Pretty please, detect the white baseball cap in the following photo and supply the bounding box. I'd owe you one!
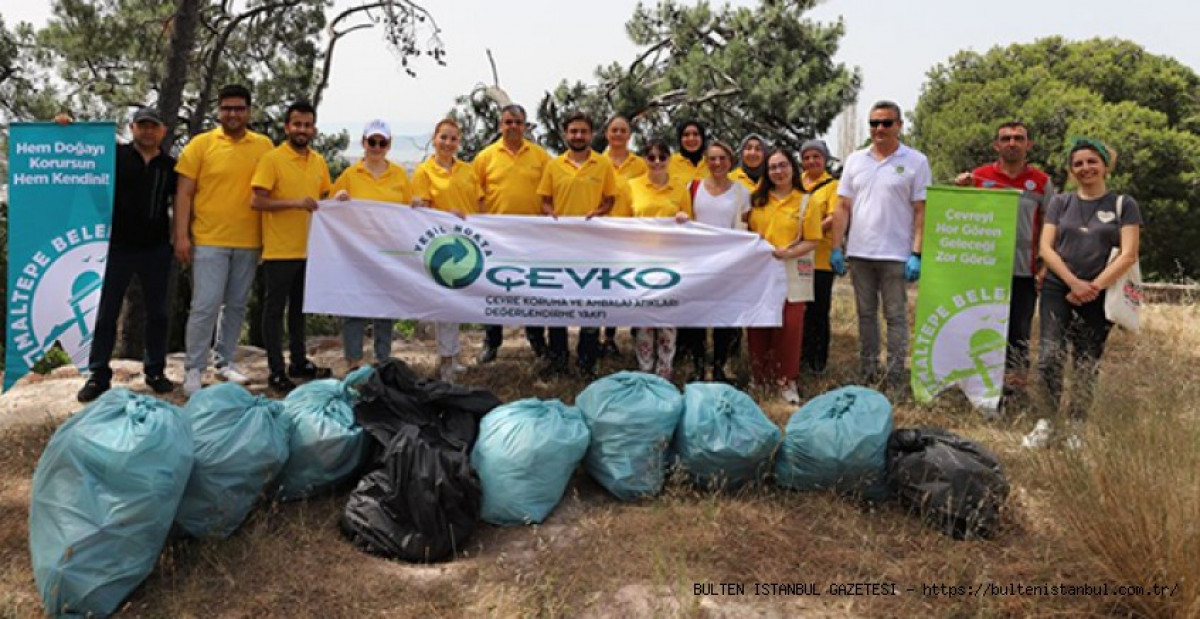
[363,119,391,139]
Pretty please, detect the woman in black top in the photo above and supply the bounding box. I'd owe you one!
[1025,138,1142,448]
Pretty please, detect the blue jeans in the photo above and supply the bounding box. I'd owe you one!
[343,317,393,362]
[185,245,260,371]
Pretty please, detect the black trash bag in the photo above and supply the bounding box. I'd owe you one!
[354,359,499,457]
[887,428,1010,539]
[340,359,501,562]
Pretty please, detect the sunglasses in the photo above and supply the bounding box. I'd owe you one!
[645,154,668,163]
[868,119,897,128]
[366,137,390,148]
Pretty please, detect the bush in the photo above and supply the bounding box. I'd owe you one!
[31,346,71,375]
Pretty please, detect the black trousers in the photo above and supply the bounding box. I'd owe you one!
[484,324,548,351]
[548,327,599,370]
[1006,276,1038,372]
[86,243,172,381]
[1038,280,1112,420]
[262,259,308,375]
[677,328,739,369]
[801,269,835,373]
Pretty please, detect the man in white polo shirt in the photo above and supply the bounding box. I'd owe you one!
[830,100,931,389]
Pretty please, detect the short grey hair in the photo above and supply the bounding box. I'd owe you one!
[870,100,902,120]
[499,104,527,120]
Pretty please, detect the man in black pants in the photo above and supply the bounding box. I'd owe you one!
[251,101,333,392]
[77,108,177,402]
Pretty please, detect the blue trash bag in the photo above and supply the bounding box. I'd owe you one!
[774,386,893,500]
[471,399,590,525]
[276,366,374,500]
[176,383,290,538]
[576,372,683,501]
[674,383,782,490]
[30,389,194,618]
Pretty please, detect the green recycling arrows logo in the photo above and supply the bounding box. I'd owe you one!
[423,234,485,289]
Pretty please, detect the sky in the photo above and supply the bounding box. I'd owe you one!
[3,0,1197,161]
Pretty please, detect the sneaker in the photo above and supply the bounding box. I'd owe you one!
[1021,419,1052,449]
[781,382,801,405]
[184,369,203,395]
[145,374,174,394]
[288,360,331,380]
[268,372,297,394]
[453,361,468,374]
[476,345,498,364]
[216,364,250,385]
[76,378,110,403]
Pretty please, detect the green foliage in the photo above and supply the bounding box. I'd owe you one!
[31,345,71,375]
[911,37,1200,280]
[452,0,860,155]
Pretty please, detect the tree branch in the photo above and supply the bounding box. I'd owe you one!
[188,0,301,135]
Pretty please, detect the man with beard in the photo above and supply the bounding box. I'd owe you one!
[175,84,274,394]
[73,108,177,401]
[955,121,1055,398]
[472,104,551,363]
[536,111,618,377]
[250,101,332,393]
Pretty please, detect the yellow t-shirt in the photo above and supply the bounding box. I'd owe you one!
[412,157,482,213]
[537,151,618,217]
[628,175,693,219]
[604,150,649,181]
[668,152,710,183]
[330,159,412,204]
[174,127,274,248]
[473,139,550,215]
[250,144,332,260]
[748,189,824,250]
[604,150,649,218]
[730,167,760,192]
[803,171,840,271]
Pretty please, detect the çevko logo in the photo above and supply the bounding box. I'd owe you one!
[8,224,110,368]
[424,234,485,289]
[911,286,1010,403]
[414,224,491,289]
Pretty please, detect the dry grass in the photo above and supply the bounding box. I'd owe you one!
[3,292,1197,617]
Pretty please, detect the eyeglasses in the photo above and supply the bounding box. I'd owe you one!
[219,105,248,113]
[868,119,897,128]
[645,154,668,163]
[366,137,390,148]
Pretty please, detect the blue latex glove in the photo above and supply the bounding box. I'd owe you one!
[830,248,847,276]
[905,254,921,282]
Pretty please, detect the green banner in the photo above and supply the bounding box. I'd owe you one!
[911,186,1019,411]
[5,122,115,392]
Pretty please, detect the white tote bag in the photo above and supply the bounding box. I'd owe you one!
[784,193,816,303]
[1104,195,1142,332]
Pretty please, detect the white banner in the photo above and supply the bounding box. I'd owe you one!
[304,200,786,327]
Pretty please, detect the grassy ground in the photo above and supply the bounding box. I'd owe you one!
[2,292,1197,617]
